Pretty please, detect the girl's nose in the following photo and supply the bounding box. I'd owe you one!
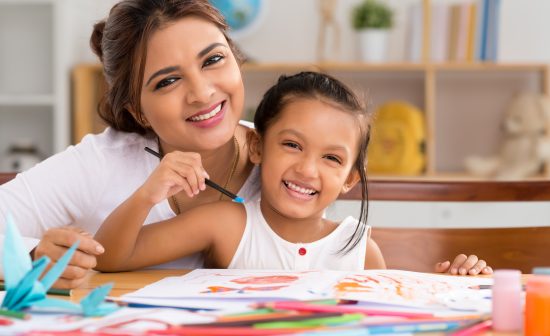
[185,73,215,104]
[295,156,319,179]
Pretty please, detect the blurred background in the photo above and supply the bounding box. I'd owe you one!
[1,0,550,227]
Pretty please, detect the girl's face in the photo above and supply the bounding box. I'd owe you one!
[253,98,361,220]
[140,16,244,152]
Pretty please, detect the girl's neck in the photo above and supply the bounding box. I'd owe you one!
[260,200,337,244]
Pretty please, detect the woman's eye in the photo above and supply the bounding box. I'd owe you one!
[155,77,178,90]
[203,54,224,67]
[325,155,342,164]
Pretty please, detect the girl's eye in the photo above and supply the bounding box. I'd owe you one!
[154,77,179,90]
[283,141,300,150]
[324,155,342,164]
[203,54,224,67]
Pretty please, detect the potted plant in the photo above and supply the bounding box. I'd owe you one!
[352,0,393,62]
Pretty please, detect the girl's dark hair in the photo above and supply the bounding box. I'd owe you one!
[90,0,244,134]
[254,71,371,254]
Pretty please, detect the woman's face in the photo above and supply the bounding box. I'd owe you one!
[141,16,244,152]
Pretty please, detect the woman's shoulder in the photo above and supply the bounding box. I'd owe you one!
[79,127,155,152]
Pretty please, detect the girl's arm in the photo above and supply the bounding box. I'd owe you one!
[364,237,386,269]
[94,150,242,272]
[95,194,244,271]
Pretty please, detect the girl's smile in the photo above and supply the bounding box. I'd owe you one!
[253,98,361,223]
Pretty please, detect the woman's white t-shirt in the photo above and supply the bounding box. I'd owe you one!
[0,127,260,275]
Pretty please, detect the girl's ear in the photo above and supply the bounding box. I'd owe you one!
[341,169,361,194]
[247,129,263,164]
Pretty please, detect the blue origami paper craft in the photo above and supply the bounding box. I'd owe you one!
[1,214,119,316]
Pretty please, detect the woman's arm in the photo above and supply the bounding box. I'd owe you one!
[364,237,386,269]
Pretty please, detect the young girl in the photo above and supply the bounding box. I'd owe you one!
[95,72,491,274]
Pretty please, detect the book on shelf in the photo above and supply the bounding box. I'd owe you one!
[407,0,501,63]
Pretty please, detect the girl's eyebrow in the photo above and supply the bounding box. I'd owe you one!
[279,129,349,153]
[144,43,226,87]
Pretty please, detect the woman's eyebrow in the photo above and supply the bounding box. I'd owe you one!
[197,42,226,59]
[145,65,180,86]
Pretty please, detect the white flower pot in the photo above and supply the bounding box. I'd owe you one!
[358,29,389,63]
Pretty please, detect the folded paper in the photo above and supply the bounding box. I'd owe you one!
[1,214,118,316]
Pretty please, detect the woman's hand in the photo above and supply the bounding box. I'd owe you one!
[434,254,493,276]
[33,226,105,289]
[140,151,209,206]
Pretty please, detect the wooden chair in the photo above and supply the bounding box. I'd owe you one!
[339,180,550,273]
[0,172,16,185]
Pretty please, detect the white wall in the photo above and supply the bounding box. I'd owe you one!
[69,0,550,65]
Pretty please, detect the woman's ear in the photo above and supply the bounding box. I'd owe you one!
[341,169,360,194]
[126,104,150,128]
[247,129,263,164]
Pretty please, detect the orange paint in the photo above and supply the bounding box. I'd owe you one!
[525,275,550,336]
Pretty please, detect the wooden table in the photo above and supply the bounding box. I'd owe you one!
[66,270,524,335]
[70,269,190,302]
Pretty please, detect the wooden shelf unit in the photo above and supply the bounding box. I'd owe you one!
[72,62,550,180]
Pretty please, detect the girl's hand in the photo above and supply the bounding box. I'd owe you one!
[140,151,209,205]
[434,254,493,276]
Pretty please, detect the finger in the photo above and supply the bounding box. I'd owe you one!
[434,261,450,273]
[176,164,202,196]
[449,254,467,275]
[52,276,86,290]
[46,245,98,270]
[167,152,203,196]
[74,235,104,255]
[63,226,93,237]
[481,266,493,274]
[60,264,88,280]
[468,259,487,275]
[45,228,104,255]
[458,255,479,275]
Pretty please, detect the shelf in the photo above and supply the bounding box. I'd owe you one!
[0,0,53,4]
[369,172,550,182]
[0,95,54,106]
[242,62,549,72]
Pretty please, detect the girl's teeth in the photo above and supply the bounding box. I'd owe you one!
[286,181,316,195]
[190,103,222,121]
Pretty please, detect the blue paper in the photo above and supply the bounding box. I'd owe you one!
[1,215,118,316]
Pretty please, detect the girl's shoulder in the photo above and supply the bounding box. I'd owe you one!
[182,201,247,230]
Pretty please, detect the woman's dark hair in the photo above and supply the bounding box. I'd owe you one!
[254,71,371,254]
[90,0,244,134]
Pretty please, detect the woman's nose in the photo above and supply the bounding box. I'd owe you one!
[185,73,215,104]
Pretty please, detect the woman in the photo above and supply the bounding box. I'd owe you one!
[0,0,259,288]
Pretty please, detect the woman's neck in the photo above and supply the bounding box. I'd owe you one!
[158,125,253,212]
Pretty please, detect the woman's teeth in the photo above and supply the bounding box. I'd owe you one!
[285,181,316,195]
[189,103,222,121]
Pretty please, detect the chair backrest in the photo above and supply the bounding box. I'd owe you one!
[0,172,16,185]
[338,180,550,273]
